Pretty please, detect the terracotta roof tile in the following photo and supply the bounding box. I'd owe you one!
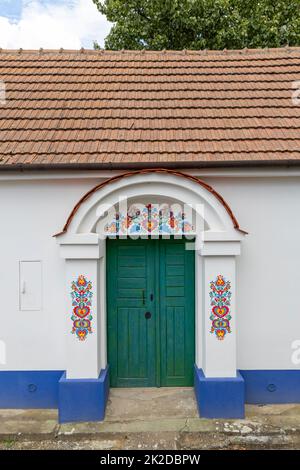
[1,47,300,168]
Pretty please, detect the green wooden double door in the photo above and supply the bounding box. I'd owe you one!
[107,238,195,388]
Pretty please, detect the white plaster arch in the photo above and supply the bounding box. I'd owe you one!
[57,170,245,384]
[59,172,243,240]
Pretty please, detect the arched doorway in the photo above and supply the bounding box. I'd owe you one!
[56,169,246,422]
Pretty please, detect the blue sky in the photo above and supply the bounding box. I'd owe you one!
[0,0,112,49]
[1,0,23,20]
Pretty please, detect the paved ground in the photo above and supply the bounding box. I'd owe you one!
[0,388,300,450]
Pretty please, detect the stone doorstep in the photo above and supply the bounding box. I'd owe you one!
[2,431,300,451]
[57,416,300,436]
[0,408,300,441]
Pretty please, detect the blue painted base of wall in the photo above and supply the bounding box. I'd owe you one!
[1,368,299,422]
[58,367,110,423]
[194,367,245,419]
[240,370,300,404]
[0,371,64,408]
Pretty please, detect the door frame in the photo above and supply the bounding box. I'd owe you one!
[106,236,196,388]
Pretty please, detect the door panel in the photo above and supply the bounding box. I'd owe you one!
[159,240,195,386]
[107,238,195,387]
[107,239,156,387]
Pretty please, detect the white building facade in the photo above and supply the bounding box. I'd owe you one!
[0,48,300,422]
[1,167,300,421]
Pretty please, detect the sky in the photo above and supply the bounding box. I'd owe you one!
[0,0,112,49]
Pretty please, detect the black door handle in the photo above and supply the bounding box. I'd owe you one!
[145,312,151,319]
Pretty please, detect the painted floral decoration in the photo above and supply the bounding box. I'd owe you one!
[104,203,194,235]
[209,275,232,340]
[71,275,93,341]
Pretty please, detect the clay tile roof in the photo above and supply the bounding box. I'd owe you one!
[1,47,300,169]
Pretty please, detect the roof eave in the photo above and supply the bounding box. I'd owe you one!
[0,159,300,172]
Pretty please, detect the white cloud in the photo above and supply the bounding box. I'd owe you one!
[0,0,112,49]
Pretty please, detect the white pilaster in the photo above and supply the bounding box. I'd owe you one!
[199,239,241,378]
[58,234,105,379]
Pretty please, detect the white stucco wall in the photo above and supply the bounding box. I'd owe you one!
[0,176,103,371]
[205,175,300,370]
[0,169,299,371]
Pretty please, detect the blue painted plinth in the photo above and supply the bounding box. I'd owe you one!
[194,366,245,419]
[240,370,300,404]
[58,367,109,423]
[0,370,64,408]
